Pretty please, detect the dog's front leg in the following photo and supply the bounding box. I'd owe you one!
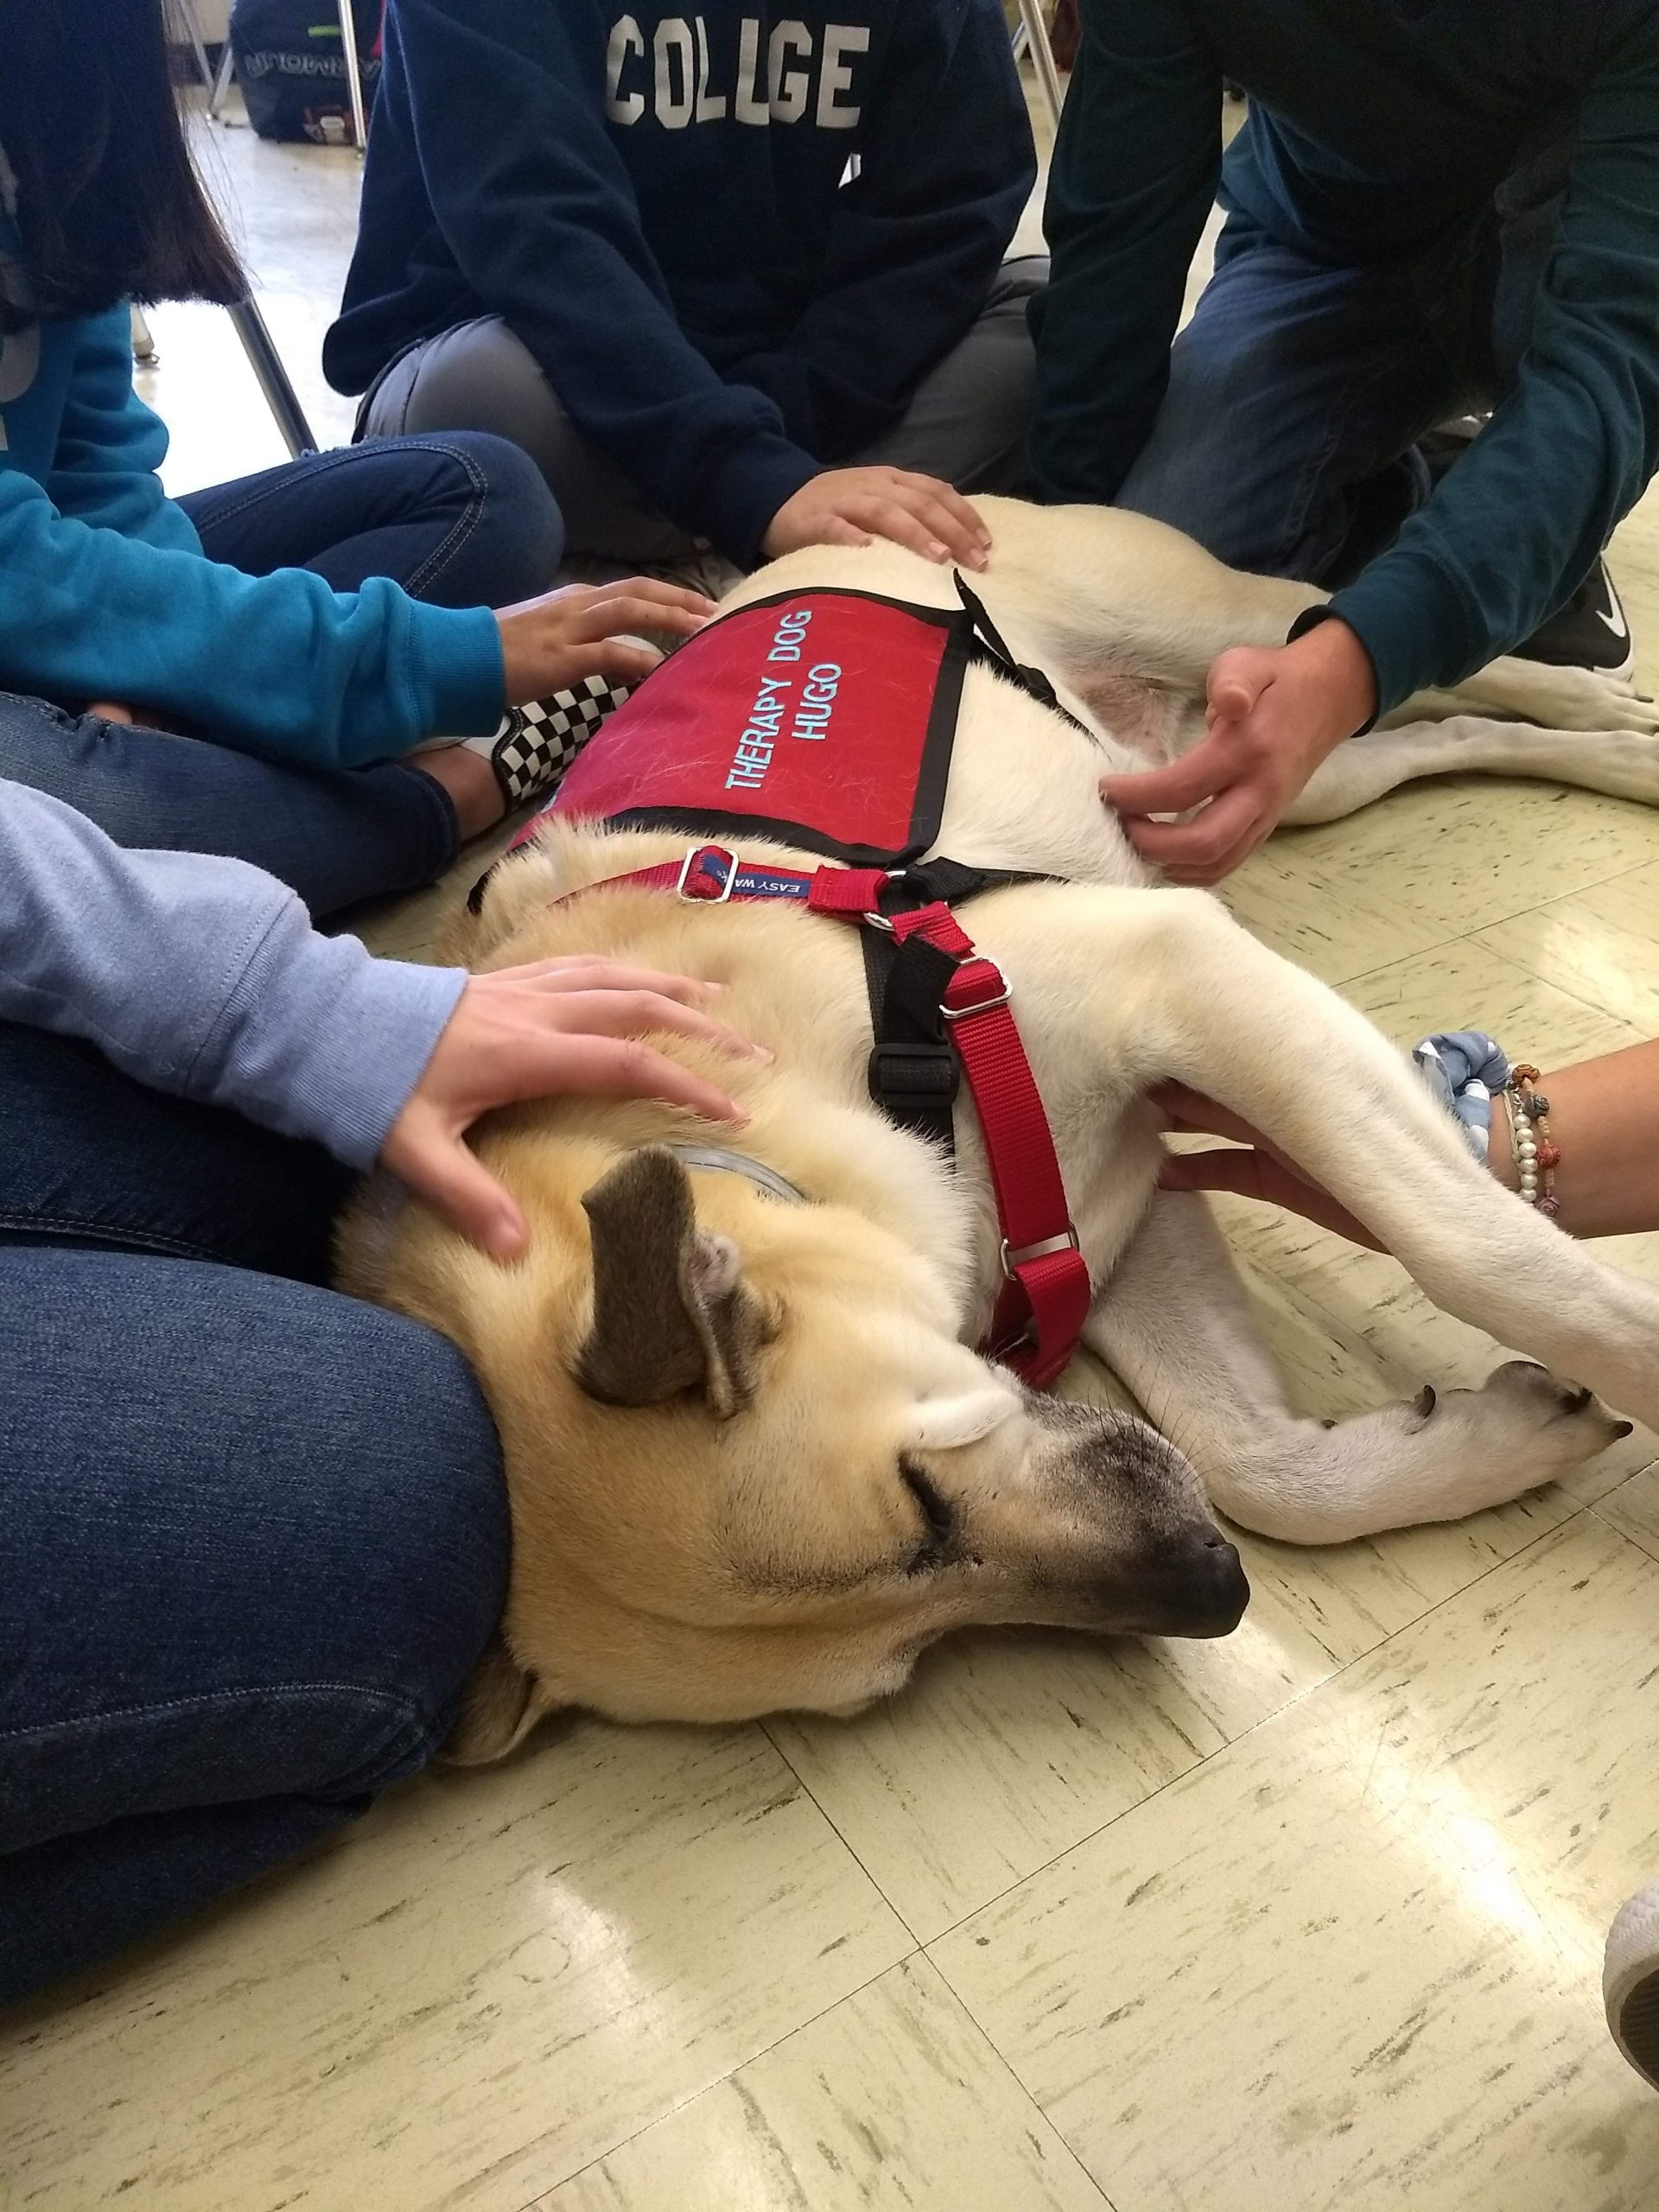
[1087,1193,1626,1542]
[1118,892,1659,1440]
[1281,712,1659,825]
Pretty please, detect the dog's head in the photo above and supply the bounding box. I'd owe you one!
[424,1146,1247,1757]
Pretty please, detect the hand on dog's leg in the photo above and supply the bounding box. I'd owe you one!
[1088,1195,1628,1543]
[1138,893,1659,1437]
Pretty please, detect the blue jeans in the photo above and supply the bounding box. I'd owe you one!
[1116,134,1567,584]
[0,432,562,916]
[0,1022,510,2003]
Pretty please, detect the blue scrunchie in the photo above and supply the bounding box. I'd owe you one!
[1412,1031,1511,1159]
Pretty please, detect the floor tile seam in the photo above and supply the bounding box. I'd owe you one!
[914,1510,1596,1965]
[512,1944,936,2209]
[1586,1501,1659,1571]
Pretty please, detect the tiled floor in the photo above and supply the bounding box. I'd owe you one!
[5,81,1659,2212]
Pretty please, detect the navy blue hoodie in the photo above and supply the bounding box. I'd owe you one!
[325,1,1035,565]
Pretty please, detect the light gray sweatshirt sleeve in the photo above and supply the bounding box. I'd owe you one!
[0,780,467,1166]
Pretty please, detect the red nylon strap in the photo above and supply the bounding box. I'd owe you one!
[891,906,1090,1387]
[546,847,1090,1384]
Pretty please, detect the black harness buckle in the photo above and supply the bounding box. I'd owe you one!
[867,1037,960,1128]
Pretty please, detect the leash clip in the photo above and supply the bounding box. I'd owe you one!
[677,843,740,902]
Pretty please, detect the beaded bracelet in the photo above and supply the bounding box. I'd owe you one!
[1507,1064,1561,1217]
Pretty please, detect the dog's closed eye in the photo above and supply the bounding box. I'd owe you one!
[899,1454,957,1573]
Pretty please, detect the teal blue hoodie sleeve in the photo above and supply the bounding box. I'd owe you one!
[0,306,505,765]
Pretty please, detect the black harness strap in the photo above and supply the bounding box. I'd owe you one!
[953,571,1096,741]
[863,928,960,1154]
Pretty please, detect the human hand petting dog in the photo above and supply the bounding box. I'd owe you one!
[1103,618,1378,884]
[763,466,991,571]
[382,958,768,1260]
[494,578,720,707]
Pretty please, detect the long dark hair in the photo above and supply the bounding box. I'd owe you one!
[0,0,245,327]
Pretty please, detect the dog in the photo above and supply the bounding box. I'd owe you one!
[338,497,1659,1758]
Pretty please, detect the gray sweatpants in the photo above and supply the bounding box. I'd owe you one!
[360,257,1049,565]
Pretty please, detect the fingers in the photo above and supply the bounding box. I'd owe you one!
[1205,647,1273,727]
[847,479,988,569]
[530,986,770,1062]
[88,701,137,724]
[579,639,664,689]
[1150,1082,1262,1145]
[1133,784,1269,884]
[1157,1146,1275,1204]
[845,494,954,566]
[501,958,728,1003]
[1101,728,1238,820]
[819,514,877,550]
[563,593,709,645]
[388,1112,530,1262]
[886,473,989,569]
[537,1033,748,1123]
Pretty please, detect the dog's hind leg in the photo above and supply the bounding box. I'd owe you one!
[1282,712,1659,823]
[1055,887,1659,1439]
[1086,1193,1627,1543]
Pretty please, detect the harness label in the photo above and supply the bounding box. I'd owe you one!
[547,588,968,866]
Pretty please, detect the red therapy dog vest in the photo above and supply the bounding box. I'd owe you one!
[546,588,973,865]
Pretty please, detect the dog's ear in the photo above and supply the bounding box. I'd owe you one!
[440,1633,556,1765]
[575,1147,766,1416]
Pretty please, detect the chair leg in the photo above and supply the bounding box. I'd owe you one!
[336,0,370,150]
[170,0,218,94]
[208,35,236,119]
[130,305,159,365]
[227,298,319,458]
[1015,0,1065,130]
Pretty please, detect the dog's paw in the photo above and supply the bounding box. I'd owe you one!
[1210,1361,1632,1544]
[1545,666,1659,734]
[1473,1357,1632,1458]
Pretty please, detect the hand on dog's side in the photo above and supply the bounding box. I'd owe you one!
[1103,619,1378,884]
[381,960,768,1260]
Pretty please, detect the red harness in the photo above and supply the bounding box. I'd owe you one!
[505,584,1094,1389]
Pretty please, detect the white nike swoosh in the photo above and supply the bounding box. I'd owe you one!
[1598,601,1630,641]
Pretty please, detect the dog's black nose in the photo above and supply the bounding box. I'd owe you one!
[1152,1526,1250,1637]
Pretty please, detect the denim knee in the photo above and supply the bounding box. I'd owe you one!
[399,429,565,607]
[311,1302,512,1774]
[0,1254,512,1850]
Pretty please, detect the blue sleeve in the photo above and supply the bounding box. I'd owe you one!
[376,0,818,564]
[1330,16,1659,711]
[0,779,466,1167]
[0,309,505,766]
[1028,0,1220,503]
[45,304,205,550]
[731,0,1034,455]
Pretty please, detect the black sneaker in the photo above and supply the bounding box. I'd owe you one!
[1513,558,1637,683]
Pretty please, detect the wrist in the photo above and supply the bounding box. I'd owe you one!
[1285,616,1378,749]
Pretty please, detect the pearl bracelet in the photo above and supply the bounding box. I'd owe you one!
[1506,1064,1560,1218]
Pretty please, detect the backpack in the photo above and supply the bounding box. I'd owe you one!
[228,0,384,146]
